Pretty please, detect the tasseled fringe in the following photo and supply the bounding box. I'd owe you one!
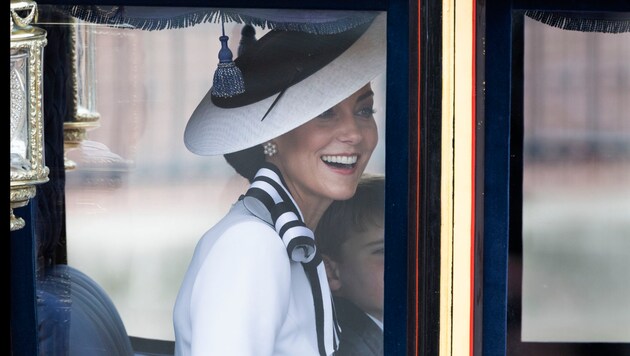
[211,60,245,98]
[54,5,219,30]
[211,20,245,98]
[53,5,377,34]
[526,10,630,34]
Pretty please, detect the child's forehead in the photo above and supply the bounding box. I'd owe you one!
[345,225,384,245]
[352,222,384,236]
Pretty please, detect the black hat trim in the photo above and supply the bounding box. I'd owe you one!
[211,18,373,109]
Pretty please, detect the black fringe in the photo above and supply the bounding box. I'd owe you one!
[526,10,630,34]
[54,5,376,34]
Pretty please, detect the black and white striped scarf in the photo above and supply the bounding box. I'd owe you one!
[241,163,340,356]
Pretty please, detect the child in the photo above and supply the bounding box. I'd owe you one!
[315,174,385,356]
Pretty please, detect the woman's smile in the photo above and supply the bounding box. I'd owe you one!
[321,154,360,174]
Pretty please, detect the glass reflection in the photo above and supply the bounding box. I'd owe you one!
[522,16,630,343]
[62,13,386,341]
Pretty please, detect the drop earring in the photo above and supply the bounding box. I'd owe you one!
[263,142,277,156]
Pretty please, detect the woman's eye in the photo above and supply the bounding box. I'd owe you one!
[357,107,376,118]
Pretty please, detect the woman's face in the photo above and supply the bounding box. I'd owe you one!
[269,84,378,205]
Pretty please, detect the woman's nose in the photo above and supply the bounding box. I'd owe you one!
[337,113,362,144]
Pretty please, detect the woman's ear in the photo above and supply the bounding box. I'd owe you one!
[322,254,342,292]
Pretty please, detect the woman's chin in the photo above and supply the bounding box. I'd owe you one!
[329,186,359,201]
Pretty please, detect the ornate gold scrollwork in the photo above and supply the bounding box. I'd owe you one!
[10,0,49,231]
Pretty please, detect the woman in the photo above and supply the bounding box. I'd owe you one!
[173,11,385,356]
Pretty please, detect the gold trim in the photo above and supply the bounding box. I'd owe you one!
[64,121,101,142]
[440,0,455,355]
[10,0,38,29]
[10,213,26,231]
[10,2,49,231]
[453,0,474,354]
[76,108,101,122]
[441,1,475,355]
[10,38,49,184]
[64,17,80,171]
[9,185,36,231]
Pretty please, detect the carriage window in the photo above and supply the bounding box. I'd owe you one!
[517,13,630,347]
[59,8,387,343]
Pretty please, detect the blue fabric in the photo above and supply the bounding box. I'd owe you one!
[37,265,135,356]
[333,297,383,356]
[10,206,38,356]
[51,6,377,33]
[482,0,512,355]
[37,269,71,355]
[383,0,410,354]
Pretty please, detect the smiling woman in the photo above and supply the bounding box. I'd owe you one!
[173,11,386,356]
[11,1,396,354]
[46,6,385,353]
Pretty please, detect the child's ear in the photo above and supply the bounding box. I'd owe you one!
[322,254,342,292]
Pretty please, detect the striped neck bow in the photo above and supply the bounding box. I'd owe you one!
[242,163,340,356]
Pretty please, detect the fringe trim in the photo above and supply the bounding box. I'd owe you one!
[526,10,630,34]
[56,5,376,33]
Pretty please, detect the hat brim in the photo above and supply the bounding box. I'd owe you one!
[184,12,386,156]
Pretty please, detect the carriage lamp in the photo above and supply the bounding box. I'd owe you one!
[64,16,101,171]
[10,0,49,231]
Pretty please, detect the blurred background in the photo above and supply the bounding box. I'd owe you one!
[521,16,630,342]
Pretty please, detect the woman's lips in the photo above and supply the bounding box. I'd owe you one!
[321,154,359,174]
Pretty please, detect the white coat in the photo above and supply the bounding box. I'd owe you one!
[173,200,323,356]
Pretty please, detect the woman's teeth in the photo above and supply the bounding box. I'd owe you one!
[321,155,358,167]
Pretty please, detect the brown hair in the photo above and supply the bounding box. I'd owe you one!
[223,145,265,183]
[315,174,385,261]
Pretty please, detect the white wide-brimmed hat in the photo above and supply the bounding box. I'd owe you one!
[184,12,386,156]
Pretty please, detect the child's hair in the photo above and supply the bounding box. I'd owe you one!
[315,174,385,261]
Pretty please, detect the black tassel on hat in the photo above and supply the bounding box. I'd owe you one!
[238,24,257,57]
[211,19,245,98]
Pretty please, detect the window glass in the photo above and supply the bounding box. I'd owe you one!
[521,15,630,343]
[63,10,386,340]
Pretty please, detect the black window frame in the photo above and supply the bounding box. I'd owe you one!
[480,0,630,355]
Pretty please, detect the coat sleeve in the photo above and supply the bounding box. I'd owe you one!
[188,220,291,355]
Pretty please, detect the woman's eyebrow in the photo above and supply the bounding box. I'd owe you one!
[356,90,375,103]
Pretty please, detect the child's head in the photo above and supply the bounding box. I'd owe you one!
[315,174,385,321]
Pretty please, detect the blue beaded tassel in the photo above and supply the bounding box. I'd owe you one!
[211,18,245,98]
